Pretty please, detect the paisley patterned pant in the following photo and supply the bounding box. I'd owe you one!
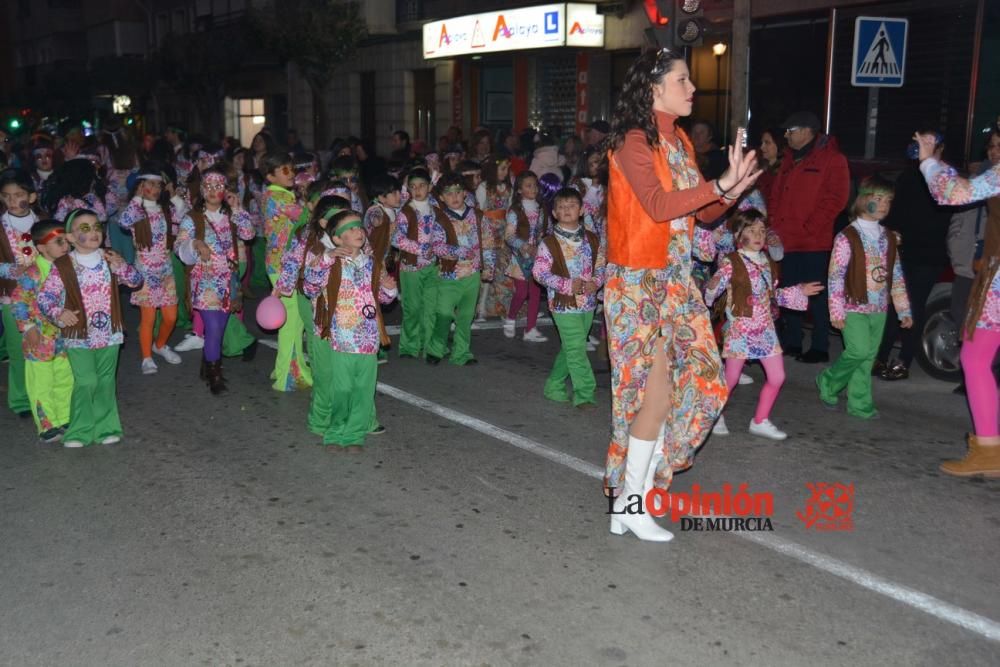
[603,263,727,492]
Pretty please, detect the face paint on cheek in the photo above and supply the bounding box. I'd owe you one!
[866,201,878,214]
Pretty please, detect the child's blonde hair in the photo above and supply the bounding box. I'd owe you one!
[850,174,894,221]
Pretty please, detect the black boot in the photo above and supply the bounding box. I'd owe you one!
[207,361,227,395]
[200,357,208,381]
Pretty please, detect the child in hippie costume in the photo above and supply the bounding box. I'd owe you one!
[38,209,142,448]
[301,210,397,451]
[704,209,822,439]
[174,168,256,394]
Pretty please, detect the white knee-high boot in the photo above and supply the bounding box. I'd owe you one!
[609,433,674,542]
[643,422,666,496]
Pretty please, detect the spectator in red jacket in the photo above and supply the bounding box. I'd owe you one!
[768,111,850,363]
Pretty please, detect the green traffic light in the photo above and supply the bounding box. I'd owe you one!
[8,119,20,130]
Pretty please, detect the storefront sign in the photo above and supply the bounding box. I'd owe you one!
[423,3,604,59]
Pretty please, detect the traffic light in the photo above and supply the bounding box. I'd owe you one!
[8,118,20,131]
[674,0,704,47]
[643,0,674,48]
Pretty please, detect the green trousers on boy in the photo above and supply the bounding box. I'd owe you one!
[295,292,333,434]
[65,346,123,445]
[222,261,257,357]
[427,272,480,365]
[250,237,270,295]
[169,254,192,331]
[267,274,312,392]
[2,303,28,414]
[25,355,73,434]
[816,312,886,419]
[545,311,596,406]
[324,350,379,447]
[398,264,439,358]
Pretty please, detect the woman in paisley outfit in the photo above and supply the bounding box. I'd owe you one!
[915,132,1000,477]
[604,48,760,542]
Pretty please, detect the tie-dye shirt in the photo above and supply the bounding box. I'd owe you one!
[118,198,184,307]
[431,206,492,280]
[920,158,1000,332]
[301,249,397,354]
[11,255,64,361]
[262,185,303,278]
[175,208,255,311]
[532,229,606,314]
[393,199,438,272]
[828,220,910,322]
[704,250,809,359]
[38,251,142,349]
[0,211,39,304]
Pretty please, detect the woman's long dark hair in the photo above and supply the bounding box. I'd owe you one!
[607,48,687,152]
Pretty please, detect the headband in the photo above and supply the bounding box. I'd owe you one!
[321,206,346,222]
[440,184,464,194]
[202,172,227,187]
[332,217,363,236]
[63,209,95,232]
[39,228,65,245]
[857,185,892,197]
[32,147,54,156]
[136,173,164,182]
[407,175,430,185]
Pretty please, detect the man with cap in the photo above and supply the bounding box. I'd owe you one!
[584,120,610,151]
[768,111,850,364]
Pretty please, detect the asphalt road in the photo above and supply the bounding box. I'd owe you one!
[1,302,998,666]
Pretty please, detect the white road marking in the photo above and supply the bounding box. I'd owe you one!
[377,381,1000,643]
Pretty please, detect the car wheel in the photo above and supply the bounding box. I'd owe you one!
[916,295,962,382]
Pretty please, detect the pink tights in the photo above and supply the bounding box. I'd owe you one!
[961,328,1000,437]
[508,278,541,331]
[724,356,786,424]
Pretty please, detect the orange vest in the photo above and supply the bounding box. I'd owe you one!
[607,129,697,269]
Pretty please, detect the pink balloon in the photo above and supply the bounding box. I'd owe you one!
[256,295,286,330]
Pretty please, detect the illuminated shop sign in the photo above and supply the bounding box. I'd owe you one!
[423,3,605,59]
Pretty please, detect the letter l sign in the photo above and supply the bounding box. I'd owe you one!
[544,11,559,34]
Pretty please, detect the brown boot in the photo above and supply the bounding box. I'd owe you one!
[207,361,228,395]
[199,357,208,381]
[940,434,1000,477]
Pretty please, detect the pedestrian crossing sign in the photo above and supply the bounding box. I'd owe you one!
[852,17,908,87]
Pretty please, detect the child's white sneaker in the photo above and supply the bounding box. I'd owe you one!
[748,418,787,440]
[174,333,204,352]
[739,372,754,385]
[712,415,729,436]
[101,435,121,445]
[523,328,548,343]
[153,344,182,364]
[141,358,158,375]
[503,319,516,339]
[63,440,85,449]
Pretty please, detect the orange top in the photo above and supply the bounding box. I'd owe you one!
[607,111,730,269]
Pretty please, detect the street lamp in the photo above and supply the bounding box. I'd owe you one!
[712,41,727,57]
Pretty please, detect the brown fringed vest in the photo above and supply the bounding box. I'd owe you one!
[52,253,124,340]
[843,225,896,306]
[964,197,1000,339]
[725,251,780,318]
[312,254,380,341]
[399,205,422,266]
[541,230,599,309]
[293,227,325,295]
[132,202,175,252]
[186,209,242,313]
[514,204,548,242]
[0,226,17,297]
[368,207,392,270]
[436,206,485,276]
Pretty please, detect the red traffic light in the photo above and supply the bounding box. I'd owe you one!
[644,0,670,26]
